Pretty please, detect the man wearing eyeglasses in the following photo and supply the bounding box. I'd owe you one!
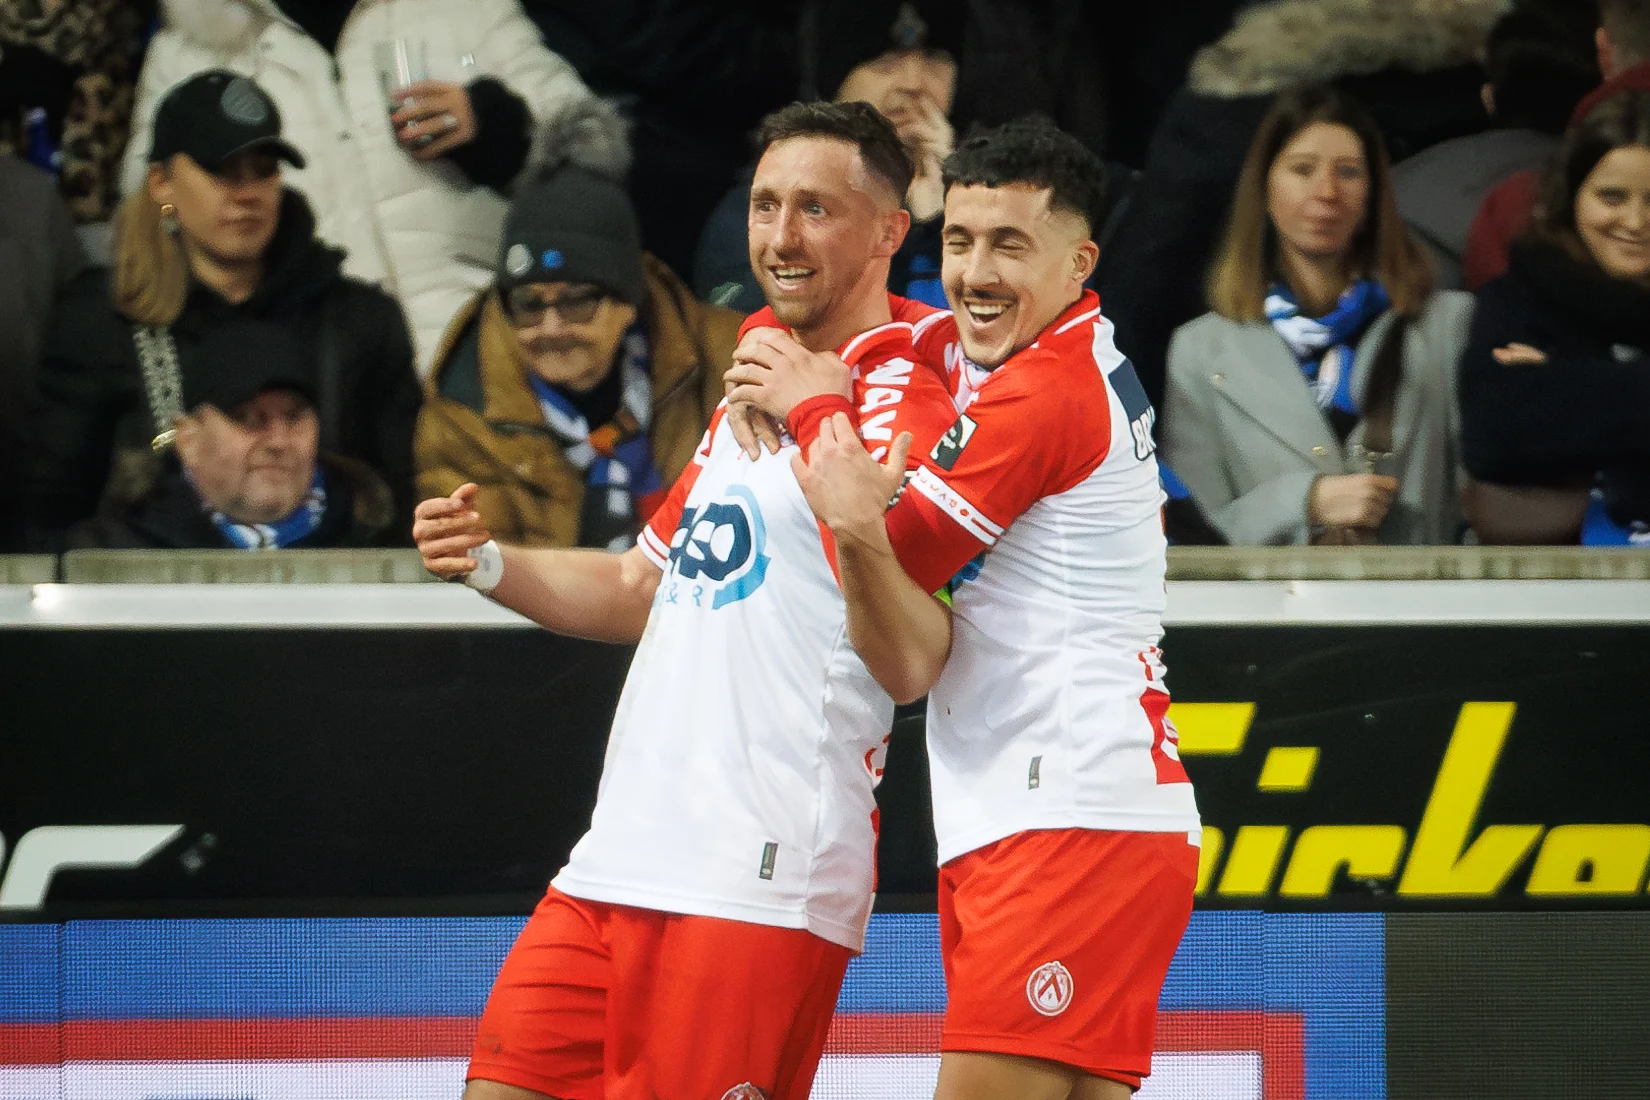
[414,100,739,552]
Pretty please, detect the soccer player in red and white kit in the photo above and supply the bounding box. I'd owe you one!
[731,117,1200,1099]
[411,102,956,1100]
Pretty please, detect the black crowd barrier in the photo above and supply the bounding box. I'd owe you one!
[3,585,1648,917]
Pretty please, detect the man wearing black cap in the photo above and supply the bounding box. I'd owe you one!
[68,319,392,549]
[25,70,421,552]
[414,100,739,551]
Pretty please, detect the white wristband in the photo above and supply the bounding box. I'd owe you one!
[465,539,504,594]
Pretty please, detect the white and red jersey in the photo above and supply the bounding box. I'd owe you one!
[553,301,954,952]
[887,291,1200,864]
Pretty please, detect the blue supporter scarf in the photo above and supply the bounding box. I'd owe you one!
[1265,280,1390,415]
[526,327,667,548]
[1581,489,1650,547]
[210,468,327,549]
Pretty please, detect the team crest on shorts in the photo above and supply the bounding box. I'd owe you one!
[1026,960,1074,1016]
[720,1085,767,1100]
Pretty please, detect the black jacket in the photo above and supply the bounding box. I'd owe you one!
[25,190,421,550]
[68,453,393,551]
[1460,240,1650,517]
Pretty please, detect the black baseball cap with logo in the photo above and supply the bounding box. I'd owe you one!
[148,70,307,172]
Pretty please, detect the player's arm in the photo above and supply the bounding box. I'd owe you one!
[414,484,659,643]
[788,349,960,704]
[793,417,950,704]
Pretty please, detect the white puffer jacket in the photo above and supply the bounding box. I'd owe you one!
[124,0,593,375]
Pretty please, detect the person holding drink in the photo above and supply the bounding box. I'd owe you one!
[1163,85,1474,546]
[122,0,600,375]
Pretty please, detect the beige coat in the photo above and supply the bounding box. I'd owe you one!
[1163,291,1475,545]
[414,255,739,547]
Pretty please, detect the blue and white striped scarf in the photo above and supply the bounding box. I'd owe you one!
[1265,280,1389,414]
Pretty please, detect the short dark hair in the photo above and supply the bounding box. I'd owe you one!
[941,116,1107,234]
[1600,0,1650,69]
[1483,3,1600,134]
[755,100,914,202]
[1536,88,1650,255]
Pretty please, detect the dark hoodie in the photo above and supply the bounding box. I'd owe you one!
[25,190,421,550]
[67,452,393,550]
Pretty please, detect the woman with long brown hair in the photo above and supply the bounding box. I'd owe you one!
[1459,89,1650,544]
[25,71,421,550]
[1163,84,1474,545]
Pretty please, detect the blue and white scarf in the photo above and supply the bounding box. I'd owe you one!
[1265,280,1390,414]
[210,468,327,549]
[526,326,666,551]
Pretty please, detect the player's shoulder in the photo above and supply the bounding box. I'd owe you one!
[736,305,781,341]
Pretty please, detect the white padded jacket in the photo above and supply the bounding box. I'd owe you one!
[125,0,594,375]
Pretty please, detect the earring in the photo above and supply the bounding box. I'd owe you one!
[159,203,179,236]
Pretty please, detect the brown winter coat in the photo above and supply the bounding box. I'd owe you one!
[414,254,740,547]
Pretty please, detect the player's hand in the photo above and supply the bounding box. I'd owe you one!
[1493,343,1548,365]
[413,483,492,579]
[390,80,478,160]
[726,330,853,424]
[791,412,912,541]
[724,329,786,459]
[1308,473,1399,530]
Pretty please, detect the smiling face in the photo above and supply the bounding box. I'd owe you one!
[748,135,902,346]
[1574,144,1650,281]
[940,182,1096,368]
[1266,121,1371,266]
[148,150,282,269]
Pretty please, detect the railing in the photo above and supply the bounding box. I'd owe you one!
[5,546,1650,585]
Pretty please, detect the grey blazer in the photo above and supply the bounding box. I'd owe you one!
[1162,291,1474,545]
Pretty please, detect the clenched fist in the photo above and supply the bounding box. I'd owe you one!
[413,483,492,580]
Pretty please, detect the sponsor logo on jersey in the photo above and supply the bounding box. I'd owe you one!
[1108,358,1157,461]
[664,485,770,609]
[930,414,978,471]
[1026,960,1074,1016]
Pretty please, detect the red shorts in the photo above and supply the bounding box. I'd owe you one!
[938,828,1198,1088]
[468,886,852,1100]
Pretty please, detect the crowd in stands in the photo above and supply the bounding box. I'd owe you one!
[2,0,1648,556]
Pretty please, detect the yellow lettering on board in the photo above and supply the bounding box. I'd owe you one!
[1257,746,1320,791]
[1168,703,1255,756]
[1195,826,1224,896]
[1526,825,1650,896]
[1280,825,1408,897]
[1397,702,1542,897]
[1217,825,1289,896]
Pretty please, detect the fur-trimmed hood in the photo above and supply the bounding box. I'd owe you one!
[1189,0,1510,98]
[159,0,290,52]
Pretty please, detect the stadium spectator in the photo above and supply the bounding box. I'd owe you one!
[123,0,597,374]
[1393,1,1599,288]
[414,102,737,551]
[1163,86,1474,547]
[0,156,87,551]
[1464,0,1650,289]
[25,71,419,552]
[68,319,393,549]
[0,0,155,226]
[1099,0,1503,411]
[694,4,958,313]
[1458,90,1650,546]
